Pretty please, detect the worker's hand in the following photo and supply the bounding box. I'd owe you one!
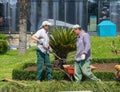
[81,54,86,60]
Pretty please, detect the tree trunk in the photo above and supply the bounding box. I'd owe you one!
[18,0,29,55]
[19,19,27,55]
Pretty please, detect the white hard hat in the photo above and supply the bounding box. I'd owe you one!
[72,24,81,32]
[42,21,51,27]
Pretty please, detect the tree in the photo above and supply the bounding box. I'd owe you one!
[18,0,29,55]
[50,28,76,60]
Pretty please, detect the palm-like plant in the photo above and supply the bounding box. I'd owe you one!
[50,28,76,60]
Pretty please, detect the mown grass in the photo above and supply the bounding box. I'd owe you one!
[0,36,120,91]
[0,47,54,79]
[0,36,120,79]
[67,36,120,61]
[91,36,120,59]
[0,48,36,79]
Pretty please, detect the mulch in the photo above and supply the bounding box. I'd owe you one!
[25,63,119,74]
[92,63,118,74]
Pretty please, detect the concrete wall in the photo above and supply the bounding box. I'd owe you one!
[7,34,36,49]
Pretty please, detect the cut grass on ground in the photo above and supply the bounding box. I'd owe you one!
[0,81,120,92]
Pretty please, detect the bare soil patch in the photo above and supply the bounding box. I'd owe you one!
[92,63,118,74]
[25,63,119,74]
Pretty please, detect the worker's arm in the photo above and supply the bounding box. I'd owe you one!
[31,35,39,42]
[31,30,43,43]
[80,33,91,60]
[82,33,91,54]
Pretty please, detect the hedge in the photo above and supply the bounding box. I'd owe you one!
[0,34,7,40]
[12,63,116,81]
[12,63,66,80]
[92,58,120,64]
[94,72,115,81]
[0,40,8,54]
[67,58,120,64]
[0,34,8,54]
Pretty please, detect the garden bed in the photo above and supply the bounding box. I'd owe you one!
[25,63,118,74]
[92,63,118,73]
[12,62,116,81]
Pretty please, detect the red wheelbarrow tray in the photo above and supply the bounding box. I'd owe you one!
[63,65,74,75]
[63,64,96,75]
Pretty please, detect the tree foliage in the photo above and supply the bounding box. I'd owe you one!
[50,28,76,59]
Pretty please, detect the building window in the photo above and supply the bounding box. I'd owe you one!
[2,0,119,33]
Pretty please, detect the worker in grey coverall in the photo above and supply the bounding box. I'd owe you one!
[32,21,53,83]
[72,24,101,82]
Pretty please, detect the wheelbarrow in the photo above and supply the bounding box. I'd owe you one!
[52,53,74,81]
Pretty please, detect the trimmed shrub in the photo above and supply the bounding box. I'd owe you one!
[12,63,116,81]
[66,59,120,64]
[12,63,66,80]
[12,69,36,80]
[53,70,65,80]
[92,58,120,64]
[0,34,8,54]
[0,40,8,54]
[94,72,115,81]
[0,34,7,40]
[12,63,36,80]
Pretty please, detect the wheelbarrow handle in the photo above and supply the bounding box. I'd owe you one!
[52,52,62,60]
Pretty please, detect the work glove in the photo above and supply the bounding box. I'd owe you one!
[81,54,86,60]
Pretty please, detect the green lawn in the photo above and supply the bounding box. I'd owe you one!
[0,36,120,91]
[0,46,55,80]
[67,36,120,61]
[0,48,36,79]
[0,36,120,79]
[91,36,120,59]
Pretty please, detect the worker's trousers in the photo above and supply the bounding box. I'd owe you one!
[74,60,100,82]
[36,49,53,81]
